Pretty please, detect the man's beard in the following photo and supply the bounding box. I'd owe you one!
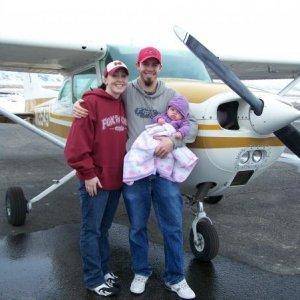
[144,78,153,86]
[142,74,154,87]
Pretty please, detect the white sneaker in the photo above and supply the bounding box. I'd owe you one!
[88,282,119,297]
[130,274,149,294]
[165,279,196,299]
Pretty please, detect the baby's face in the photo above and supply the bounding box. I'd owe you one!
[167,106,183,121]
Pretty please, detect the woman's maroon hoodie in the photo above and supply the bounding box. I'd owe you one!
[64,88,127,190]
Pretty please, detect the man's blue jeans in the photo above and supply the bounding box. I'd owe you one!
[123,175,184,285]
[78,182,120,289]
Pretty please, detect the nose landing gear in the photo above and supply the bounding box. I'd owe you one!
[184,182,219,261]
[189,202,219,261]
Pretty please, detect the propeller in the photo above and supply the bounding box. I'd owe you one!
[174,26,300,158]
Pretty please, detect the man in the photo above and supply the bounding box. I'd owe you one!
[73,47,198,299]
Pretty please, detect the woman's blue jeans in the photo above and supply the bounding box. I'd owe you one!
[78,182,120,289]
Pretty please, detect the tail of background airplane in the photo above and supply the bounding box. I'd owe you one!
[23,73,58,112]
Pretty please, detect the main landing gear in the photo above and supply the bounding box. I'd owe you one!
[184,182,219,261]
[6,187,28,226]
[5,170,76,226]
[1,106,74,227]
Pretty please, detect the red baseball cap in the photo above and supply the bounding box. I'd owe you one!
[137,47,162,64]
[103,60,129,77]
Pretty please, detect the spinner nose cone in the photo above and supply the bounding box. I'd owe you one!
[250,94,300,135]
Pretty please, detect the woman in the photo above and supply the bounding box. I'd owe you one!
[64,61,129,297]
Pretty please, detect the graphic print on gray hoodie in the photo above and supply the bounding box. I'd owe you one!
[122,79,198,151]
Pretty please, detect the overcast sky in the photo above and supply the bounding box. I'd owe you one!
[0,0,299,61]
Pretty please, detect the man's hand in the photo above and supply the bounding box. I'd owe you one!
[153,136,173,158]
[85,177,102,197]
[174,131,183,139]
[73,99,89,118]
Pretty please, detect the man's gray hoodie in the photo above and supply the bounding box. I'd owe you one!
[123,79,198,151]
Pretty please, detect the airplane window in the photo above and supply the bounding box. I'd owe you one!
[58,80,72,103]
[106,45,212,82]
[73,67,98,102]
[160,52,211,82]
[103,49,137,80]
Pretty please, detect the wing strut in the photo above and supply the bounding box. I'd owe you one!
[0,106,65,148]
[278,74,300,96]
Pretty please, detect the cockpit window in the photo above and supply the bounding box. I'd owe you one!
[73,67,98,102]
[58,80,72,103]
[104,45,212,82]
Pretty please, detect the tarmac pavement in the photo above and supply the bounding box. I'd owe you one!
[1,222,299,299]
[0,124,299,299]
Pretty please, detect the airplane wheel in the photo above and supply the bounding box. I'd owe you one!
[189,221,219,261]
[204,195,223,204]
[5,187,27,226]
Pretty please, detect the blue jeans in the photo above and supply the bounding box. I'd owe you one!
[123,175,184,285]
[78,182,120,289]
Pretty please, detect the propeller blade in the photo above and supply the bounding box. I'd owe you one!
[174,25,264,116]
[174,25,300,157]
[274,124,300,157]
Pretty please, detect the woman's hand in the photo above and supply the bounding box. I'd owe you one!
[73,99,89,118]
[85,177,102,197]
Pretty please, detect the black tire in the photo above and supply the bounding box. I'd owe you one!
[204,195,223,204]
[189,221,219,261]
[5,187,27,226]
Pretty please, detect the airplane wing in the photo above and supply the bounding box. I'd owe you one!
[0,38,107,74]
[216,56,300,80]
[1,36,300,80]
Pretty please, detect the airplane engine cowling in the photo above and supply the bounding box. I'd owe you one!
[249,94,300,135]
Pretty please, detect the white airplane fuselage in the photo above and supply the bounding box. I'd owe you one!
[32,78,285,197]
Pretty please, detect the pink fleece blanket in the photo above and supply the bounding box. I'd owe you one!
[123,123,198,185]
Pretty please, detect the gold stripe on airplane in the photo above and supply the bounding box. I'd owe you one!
[25,98,51,113]
[189,136,283,149]
[39,122,69,139]
[38,122,283,149]
[50,113,74,122]
[198,124,222,130]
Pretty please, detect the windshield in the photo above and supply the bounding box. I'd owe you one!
[104,45,212,82]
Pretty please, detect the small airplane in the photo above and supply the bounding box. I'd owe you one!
[0,26,299,262]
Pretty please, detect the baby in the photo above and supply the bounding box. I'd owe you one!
[153,95,190,140]
[123,93,198,185]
